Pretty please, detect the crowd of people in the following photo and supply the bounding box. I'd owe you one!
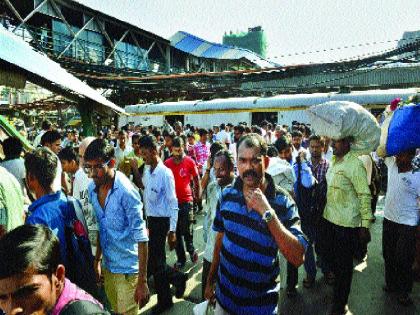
[0,116,418,315]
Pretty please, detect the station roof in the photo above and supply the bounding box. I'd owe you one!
[170,31,277,68]
[0,26,123,114]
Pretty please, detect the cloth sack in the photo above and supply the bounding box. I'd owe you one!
[377,104,420,157]
[306,101,380,155]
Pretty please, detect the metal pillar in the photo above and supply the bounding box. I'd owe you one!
[77,102,95,136]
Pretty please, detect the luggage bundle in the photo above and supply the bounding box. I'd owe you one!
[306,101,380,155]
[377,103,420,157]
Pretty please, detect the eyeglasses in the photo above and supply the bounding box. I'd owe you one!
[83,160,111,174]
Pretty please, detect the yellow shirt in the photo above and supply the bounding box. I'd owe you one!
[323,151,372,228]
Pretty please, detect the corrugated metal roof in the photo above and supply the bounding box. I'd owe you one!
[0,26,123,113]
[170,31,277,68]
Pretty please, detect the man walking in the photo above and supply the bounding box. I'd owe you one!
[165,137,201,269]
[138,135,187,313]
[382,149,420,306]
[84,139,149,315]
[205,133,307,315]
[319,137,372,315]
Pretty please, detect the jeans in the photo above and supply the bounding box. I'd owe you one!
[175,202,195,264]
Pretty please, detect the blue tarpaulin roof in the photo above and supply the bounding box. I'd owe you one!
[170,31,277,68]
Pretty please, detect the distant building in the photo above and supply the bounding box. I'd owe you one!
[223,26,267,58]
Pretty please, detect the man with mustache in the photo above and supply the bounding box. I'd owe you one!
[204,133,307,315]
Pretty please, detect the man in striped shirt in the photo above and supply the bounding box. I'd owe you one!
[204,133,307,315]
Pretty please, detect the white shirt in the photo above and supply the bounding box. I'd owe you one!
[142,161,179,231]
[73,168,99,254]
[266,157,296,193]
[203,181,222,262]
[0,158,26,190]
[115,145,133,168]
[216,130,231,145]
[384,157,420,226]
[52,156,62,193]
[33,130,46,148]
[358,154,373,186]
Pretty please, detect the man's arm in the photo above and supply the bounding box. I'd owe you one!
[246,189,306,267]
[204,231,224,301]
[351,160,373,228]
[134,241,149,308]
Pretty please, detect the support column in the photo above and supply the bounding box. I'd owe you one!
[77,102,95,137]
[165,46,171,73]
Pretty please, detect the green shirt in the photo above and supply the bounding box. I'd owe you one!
[323,151,372,228]
[0,166,25,231]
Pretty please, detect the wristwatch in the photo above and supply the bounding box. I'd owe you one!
[262,209,276,223]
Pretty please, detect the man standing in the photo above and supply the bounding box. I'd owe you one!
[84,139,149,315]
[194,128,210,176]
[291,130,309,163]
[139,135,187,313]
[216,124,231,146]
[73,137,98,255]
[205,133,307,315]
[319,137,372,315]
[382,149,420,306]
[0,166,24,238]
[115,130,133,169]
[40,130,64,193]
[201,150,235,300]
[33,120,52,148]
[308,135,333,283]
[165,137,201,269]
[25,148,75,266]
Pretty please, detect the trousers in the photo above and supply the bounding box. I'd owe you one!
[175,202,195,264]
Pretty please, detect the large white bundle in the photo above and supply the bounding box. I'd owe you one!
[306,101,380,155]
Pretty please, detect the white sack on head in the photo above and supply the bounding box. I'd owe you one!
[306,101,380,155]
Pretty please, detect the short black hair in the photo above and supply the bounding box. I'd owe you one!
[41,130,61,146]
[274,136,292,153]
[58,146,79,164]
[198,128,208,137]
[131,133,141,143]
[0,224,61,279]
[237,133,267,156]
[309,135,325,146]
[210,141,225,158]
[84,138,115,162]
[234,125,245,133]
[214,149,234,170]
[172,136,184,148]
[187,131,195,138]
[267,145,279,158]
[138,135,158,151]
[2,137,23,159]
[291,130,303,138]
[41,120,52,131]
[25,148,58,191]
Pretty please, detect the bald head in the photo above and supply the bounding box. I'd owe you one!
[79,136,96,165]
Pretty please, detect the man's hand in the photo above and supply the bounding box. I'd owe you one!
[359,227,371,244]
[245,188,271,216]
[94,259,102,284]
[134,281,150,309]
[204,281,216,305]
[167,231,177,251]
[129,158,138,171]
[298,150,307,162]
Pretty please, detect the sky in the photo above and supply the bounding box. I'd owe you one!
[81,0,420,65]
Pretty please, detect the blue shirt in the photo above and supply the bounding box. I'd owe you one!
[213,174,308,315]
[26,191,75,265]
[88,171,148,274]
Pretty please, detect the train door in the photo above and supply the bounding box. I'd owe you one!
[251,112,278,126]
[164,115,184,126]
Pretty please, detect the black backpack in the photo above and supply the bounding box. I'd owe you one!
[64,198,97,298]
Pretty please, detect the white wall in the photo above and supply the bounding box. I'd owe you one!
[118,115,164,128]
[277,110,309,126]
[185,112,251,128]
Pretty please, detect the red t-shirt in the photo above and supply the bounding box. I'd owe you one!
[164,156,199,203]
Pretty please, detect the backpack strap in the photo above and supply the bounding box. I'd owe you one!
[60,299,109,315]
[66,197,88,233]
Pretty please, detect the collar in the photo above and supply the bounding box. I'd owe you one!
[28,191,62,213]
[331,151,354,164]
[149,160,164,175]
[233,172,276,200]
